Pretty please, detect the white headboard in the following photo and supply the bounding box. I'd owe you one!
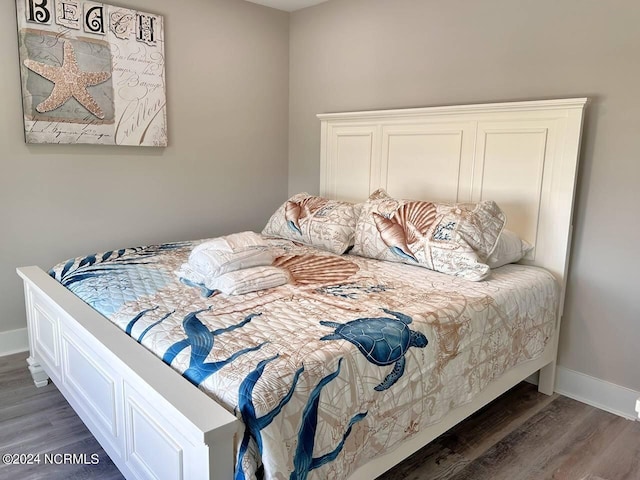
[318,98,587,313]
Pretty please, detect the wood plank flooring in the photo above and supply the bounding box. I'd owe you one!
[1,352,638,480]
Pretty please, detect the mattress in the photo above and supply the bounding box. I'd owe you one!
[50,237,558,480]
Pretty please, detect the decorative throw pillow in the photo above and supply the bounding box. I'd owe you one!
[262,193,358,254]
[352,189,506,281]
[487,229,533,268]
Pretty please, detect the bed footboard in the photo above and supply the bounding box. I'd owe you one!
[17,266,239,480]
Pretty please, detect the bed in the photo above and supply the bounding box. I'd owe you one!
[16,98,587,480]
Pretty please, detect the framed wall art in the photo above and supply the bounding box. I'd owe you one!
[15,0,167,146]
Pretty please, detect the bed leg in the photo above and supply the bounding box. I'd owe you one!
[27,356,49,388]
[537,361,556,395]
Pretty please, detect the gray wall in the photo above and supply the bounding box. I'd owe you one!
[290,0,639,390]
[0,0,289,333]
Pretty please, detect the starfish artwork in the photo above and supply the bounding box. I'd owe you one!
[23,40,112,120]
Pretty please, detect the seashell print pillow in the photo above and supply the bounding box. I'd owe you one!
[352,189,506,281]
[262,193,359,254]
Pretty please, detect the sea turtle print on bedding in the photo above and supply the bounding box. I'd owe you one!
[320,309,428,391]
[50,236,558,480]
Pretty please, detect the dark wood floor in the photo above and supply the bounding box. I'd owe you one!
[1,352,638,480]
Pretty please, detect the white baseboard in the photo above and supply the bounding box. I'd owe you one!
[0,328,29,357]
[554,366,639,421]
[524,366,638,421]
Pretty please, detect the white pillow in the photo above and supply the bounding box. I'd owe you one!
[487,229,533,268]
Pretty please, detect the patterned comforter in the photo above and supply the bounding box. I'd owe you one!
[50,237,558,480]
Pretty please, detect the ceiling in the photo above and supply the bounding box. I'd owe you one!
[244,0,329,12]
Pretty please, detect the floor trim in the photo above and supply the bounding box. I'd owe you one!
[554,366,639,421]
[0,328,29,357]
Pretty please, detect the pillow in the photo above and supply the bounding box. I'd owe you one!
[487,229,533,268]
[262,193,358,254]
[352,189,506,281]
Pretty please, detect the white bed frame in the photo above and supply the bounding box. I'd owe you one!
[17,98,587,480]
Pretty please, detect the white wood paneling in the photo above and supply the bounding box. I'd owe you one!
[322,125,378,202]
[33,301,60,370]
[473,123,550,251]
[61,332,119,437]
[381,122,475,202]
[125,392,184,480]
